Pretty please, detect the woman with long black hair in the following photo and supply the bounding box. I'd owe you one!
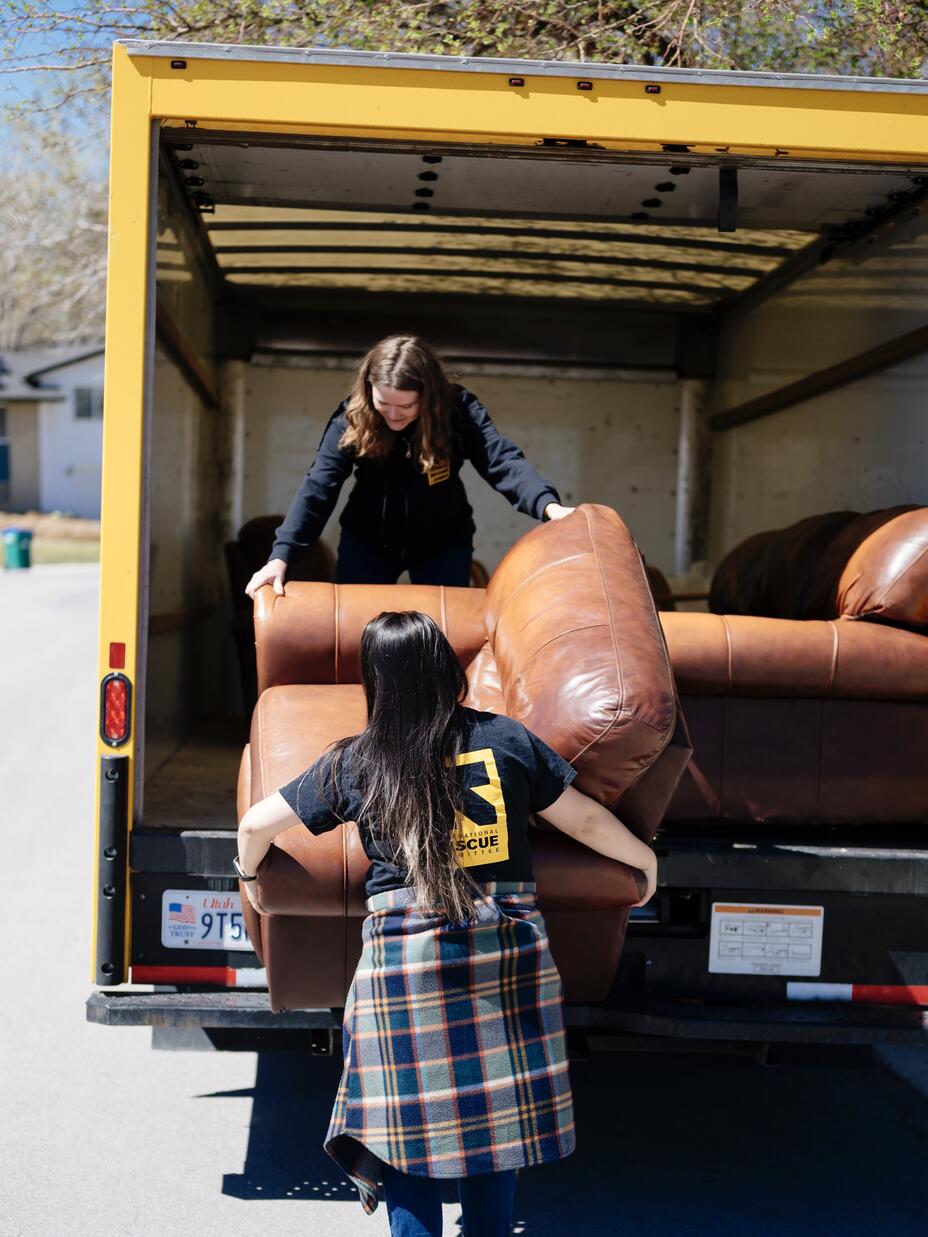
[244,336,575,595]
[235,612,657,1236]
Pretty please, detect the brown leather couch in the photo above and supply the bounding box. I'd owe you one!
[663,506,928,824]
[224,516,336,715]
[238,504,691,1012]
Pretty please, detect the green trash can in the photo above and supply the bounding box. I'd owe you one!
[2,527,33,570]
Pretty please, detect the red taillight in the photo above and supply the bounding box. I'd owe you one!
[105,679,126,737]
[100,673,131,747]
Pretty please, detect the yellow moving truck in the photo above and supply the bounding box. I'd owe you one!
[87,40,928,1047]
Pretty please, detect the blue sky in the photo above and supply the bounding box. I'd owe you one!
[2,1,114,172]
[1,1,114,121]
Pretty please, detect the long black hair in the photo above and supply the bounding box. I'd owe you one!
[324,611,479,920]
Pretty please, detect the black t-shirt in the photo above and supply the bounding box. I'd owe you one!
[277,708,577,899]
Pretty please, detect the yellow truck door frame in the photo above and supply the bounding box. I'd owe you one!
[92,48,159,984]
[91,39,928,989]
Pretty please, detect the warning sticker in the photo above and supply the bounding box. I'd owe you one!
[708,902,824,976]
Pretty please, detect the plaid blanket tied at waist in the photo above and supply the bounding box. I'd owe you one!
[324,881,575,1214]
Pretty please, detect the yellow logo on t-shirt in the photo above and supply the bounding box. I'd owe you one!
[452,748,509,868]
[427,460,451,486]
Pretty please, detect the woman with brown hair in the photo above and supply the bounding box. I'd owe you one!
[245,335,574,594]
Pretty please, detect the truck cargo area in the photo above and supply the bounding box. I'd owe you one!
[144,121,928,809]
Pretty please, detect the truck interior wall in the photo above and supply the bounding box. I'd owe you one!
[708,223,928,559]
[144,353,236,773]
[145,176,240,778]
[242,362,681,576]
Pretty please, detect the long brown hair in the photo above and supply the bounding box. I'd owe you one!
[340,335,456,472]
[322,611,480,921]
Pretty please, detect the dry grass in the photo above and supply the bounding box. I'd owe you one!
[0,510,100,539]
[0,510,100,565]
[29,538,100,564]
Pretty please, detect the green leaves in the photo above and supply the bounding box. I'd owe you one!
[1,0,925,113]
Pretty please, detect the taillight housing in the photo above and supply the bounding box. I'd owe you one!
[100,673,132,747]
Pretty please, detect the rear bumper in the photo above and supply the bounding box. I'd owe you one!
[86,989,928,1045]
[116,825,928,1045]
[86,990,340,1029]
[569,998,928,1045]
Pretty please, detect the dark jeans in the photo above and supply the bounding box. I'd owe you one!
[336,530,473,587]
[381,1161,517,1237]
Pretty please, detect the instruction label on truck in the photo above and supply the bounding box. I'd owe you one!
[709,903,824,976]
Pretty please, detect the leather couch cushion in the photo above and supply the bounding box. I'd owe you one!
[249,684,368,916]
[485,504,679,809]
[837,507,928,628]
[661,611,928,699]
[254,582,486,690]
[465,641,505,713]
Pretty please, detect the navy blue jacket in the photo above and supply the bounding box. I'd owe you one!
[269,386,561,567]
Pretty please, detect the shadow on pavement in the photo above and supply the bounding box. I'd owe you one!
[221,1045,928,1234]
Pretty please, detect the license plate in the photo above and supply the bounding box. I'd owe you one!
[161,889,253,951]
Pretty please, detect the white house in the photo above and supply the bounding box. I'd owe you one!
[0,344,105,517]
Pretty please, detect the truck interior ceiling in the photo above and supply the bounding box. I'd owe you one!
[143,125,928,829]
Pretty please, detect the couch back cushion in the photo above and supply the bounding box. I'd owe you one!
[709,510,856,620]
[710,506,928,628]
[483,504,678,808]
[837,507,928,627]
[254,582,486,690]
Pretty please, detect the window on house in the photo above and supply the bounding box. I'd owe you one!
[75,387,104,420]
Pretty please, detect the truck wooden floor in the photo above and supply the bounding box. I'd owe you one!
[143,718,247,831]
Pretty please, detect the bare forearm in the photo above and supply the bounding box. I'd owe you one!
[237,822,273,877]
[572,808,654,870]
[236,791,300,877]
[539,787,655,871]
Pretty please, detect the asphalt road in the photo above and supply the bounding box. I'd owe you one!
[2,563,927,1237]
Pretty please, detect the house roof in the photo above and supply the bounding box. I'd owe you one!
[0,344,104,402]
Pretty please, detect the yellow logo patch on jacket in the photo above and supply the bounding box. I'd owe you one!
[452,748,509,868]
[427,460,451,486]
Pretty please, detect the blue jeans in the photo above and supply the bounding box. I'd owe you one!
[336,531,473,587]
[381,1161,517,1236]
